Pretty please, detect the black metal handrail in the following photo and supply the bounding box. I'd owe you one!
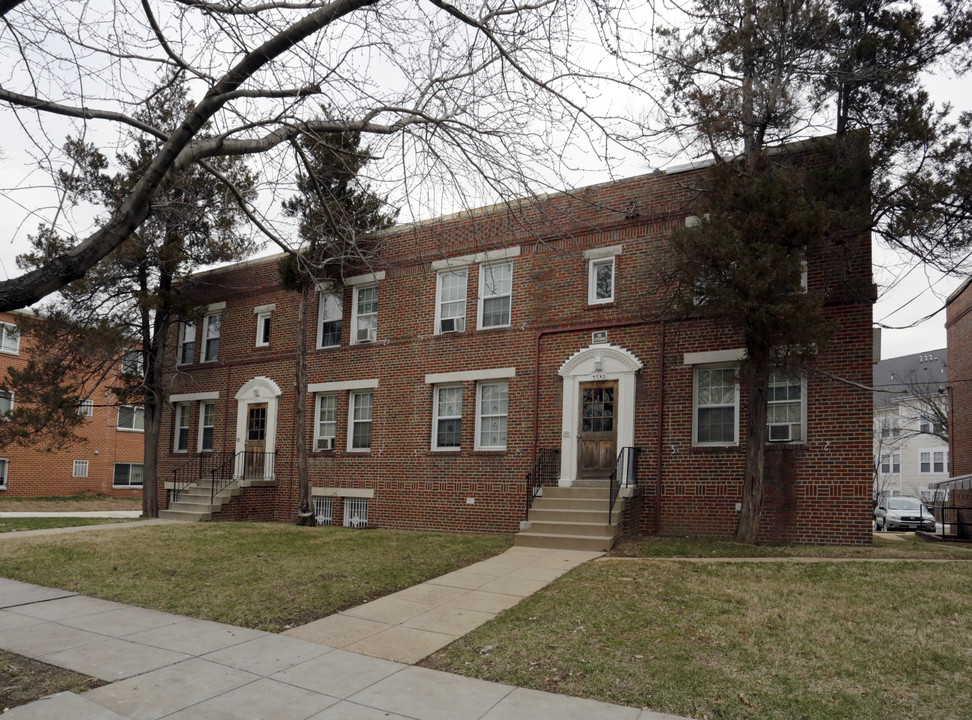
[525,448,560,518]
[608,447,641,524]
[171,451,234,502]
[170,450,276,505]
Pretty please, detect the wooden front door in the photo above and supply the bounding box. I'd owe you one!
[244,403,267,478]
[577,381,618,479]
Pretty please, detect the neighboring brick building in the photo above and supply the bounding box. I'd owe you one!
[157,148,875,545]
[0,310,145,498]
[946,278,972,479]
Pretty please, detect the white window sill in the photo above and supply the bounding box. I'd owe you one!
[477,324,511,331]
[431,447,461,453]
[116,428,145,433]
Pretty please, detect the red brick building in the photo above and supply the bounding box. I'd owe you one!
[157,151,875,545]
[0,310,145,498]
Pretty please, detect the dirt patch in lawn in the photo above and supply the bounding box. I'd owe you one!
[0,650,105,711]
[0,494,141,513]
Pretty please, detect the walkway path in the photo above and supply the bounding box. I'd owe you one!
[0,546,689,720]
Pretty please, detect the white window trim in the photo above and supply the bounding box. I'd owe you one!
[351,284,378,345]
[477,260,513,330]
[198,401,215,452]
[425,367,515,385]
[431,245,521,271]
[170,392,219,403]
[918,448,948,474]
[0,322,20,355]
[255,311,272,347]
[432,384,462,451]
[72,460,89,478]
[308,379,379,393]
[347,391,373,452]
[174,402,190,453]
[177,321,196,366]
[317,292,343,349]
[0,390,14,415]
[587,256,615,305]
[121,349,144,376]
[78,399,95,417]
[475,381,508,451]
[880,452,901,475]
[766,371,807,445]
[692,364,740,447]
[314,393,338,451]
[117,405,145,433]
[434,268,468,335]
[0,458,8,488]
[113,462,144,488]
[201,313,221,363]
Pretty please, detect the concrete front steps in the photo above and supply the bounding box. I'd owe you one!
[515,483,621,551]
[158,479,241,522]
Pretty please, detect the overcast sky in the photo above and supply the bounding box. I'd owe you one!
[0,5,967,363]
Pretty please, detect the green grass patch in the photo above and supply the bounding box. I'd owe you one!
[611,533,972,559]
[0,518,135,533]
[424,558,972,720]
[0,523,512,632]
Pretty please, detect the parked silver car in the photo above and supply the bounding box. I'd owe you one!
[874,496,936,532]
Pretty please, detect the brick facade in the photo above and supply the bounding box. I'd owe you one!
[946,278,972,478]
[0,311,145,498]
[157,148,875,544]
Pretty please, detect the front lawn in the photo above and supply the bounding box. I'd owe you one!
[0,517,135,533]
[424,555,972,720]
[0,523,512,632]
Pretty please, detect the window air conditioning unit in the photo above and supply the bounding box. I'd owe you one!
[357,327,376,343]
[768,424,792,442]
[316,437,334,451]
[440,317,465,333]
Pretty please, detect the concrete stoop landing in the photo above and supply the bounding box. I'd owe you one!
[515,483,621,552]
[157,478,241,522]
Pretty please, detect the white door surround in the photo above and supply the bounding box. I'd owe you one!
[234,376,282,480]
[558,344,643,485]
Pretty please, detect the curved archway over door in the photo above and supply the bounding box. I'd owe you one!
[234,376,283,480]
[558,344,643,485]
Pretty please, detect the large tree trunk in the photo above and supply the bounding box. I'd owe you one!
[295,283,316,526]
[735,339,770,543]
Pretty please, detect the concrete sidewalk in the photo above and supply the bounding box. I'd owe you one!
[284,546,599,664]
[1,554,689,720]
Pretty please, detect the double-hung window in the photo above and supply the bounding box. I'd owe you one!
[476,381,508,450]
[113,462,144,487]
[201,313,221,362]
[881,415,901,439]
[588,257,615,304]
[919,449,947,473]
[0,323,19,355]
[73,460,89,478]
[349,392,373,450]
[117,405,145,431]
[0,390,13,416]
[694,366,738,445]
[314,394,337,451]
[880,452,901,475]
[174,402,190,452]
[0,458,7,488]
[256,313,271,347]
[352,286,378,344]
[318,293,343,348]
[198,402,215,452]
[478,262,512,329]
[433,385,462,450]
[436,270,467,334]
[178,322,196,365]
[121,349,144,377]
[766,369,805,443]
